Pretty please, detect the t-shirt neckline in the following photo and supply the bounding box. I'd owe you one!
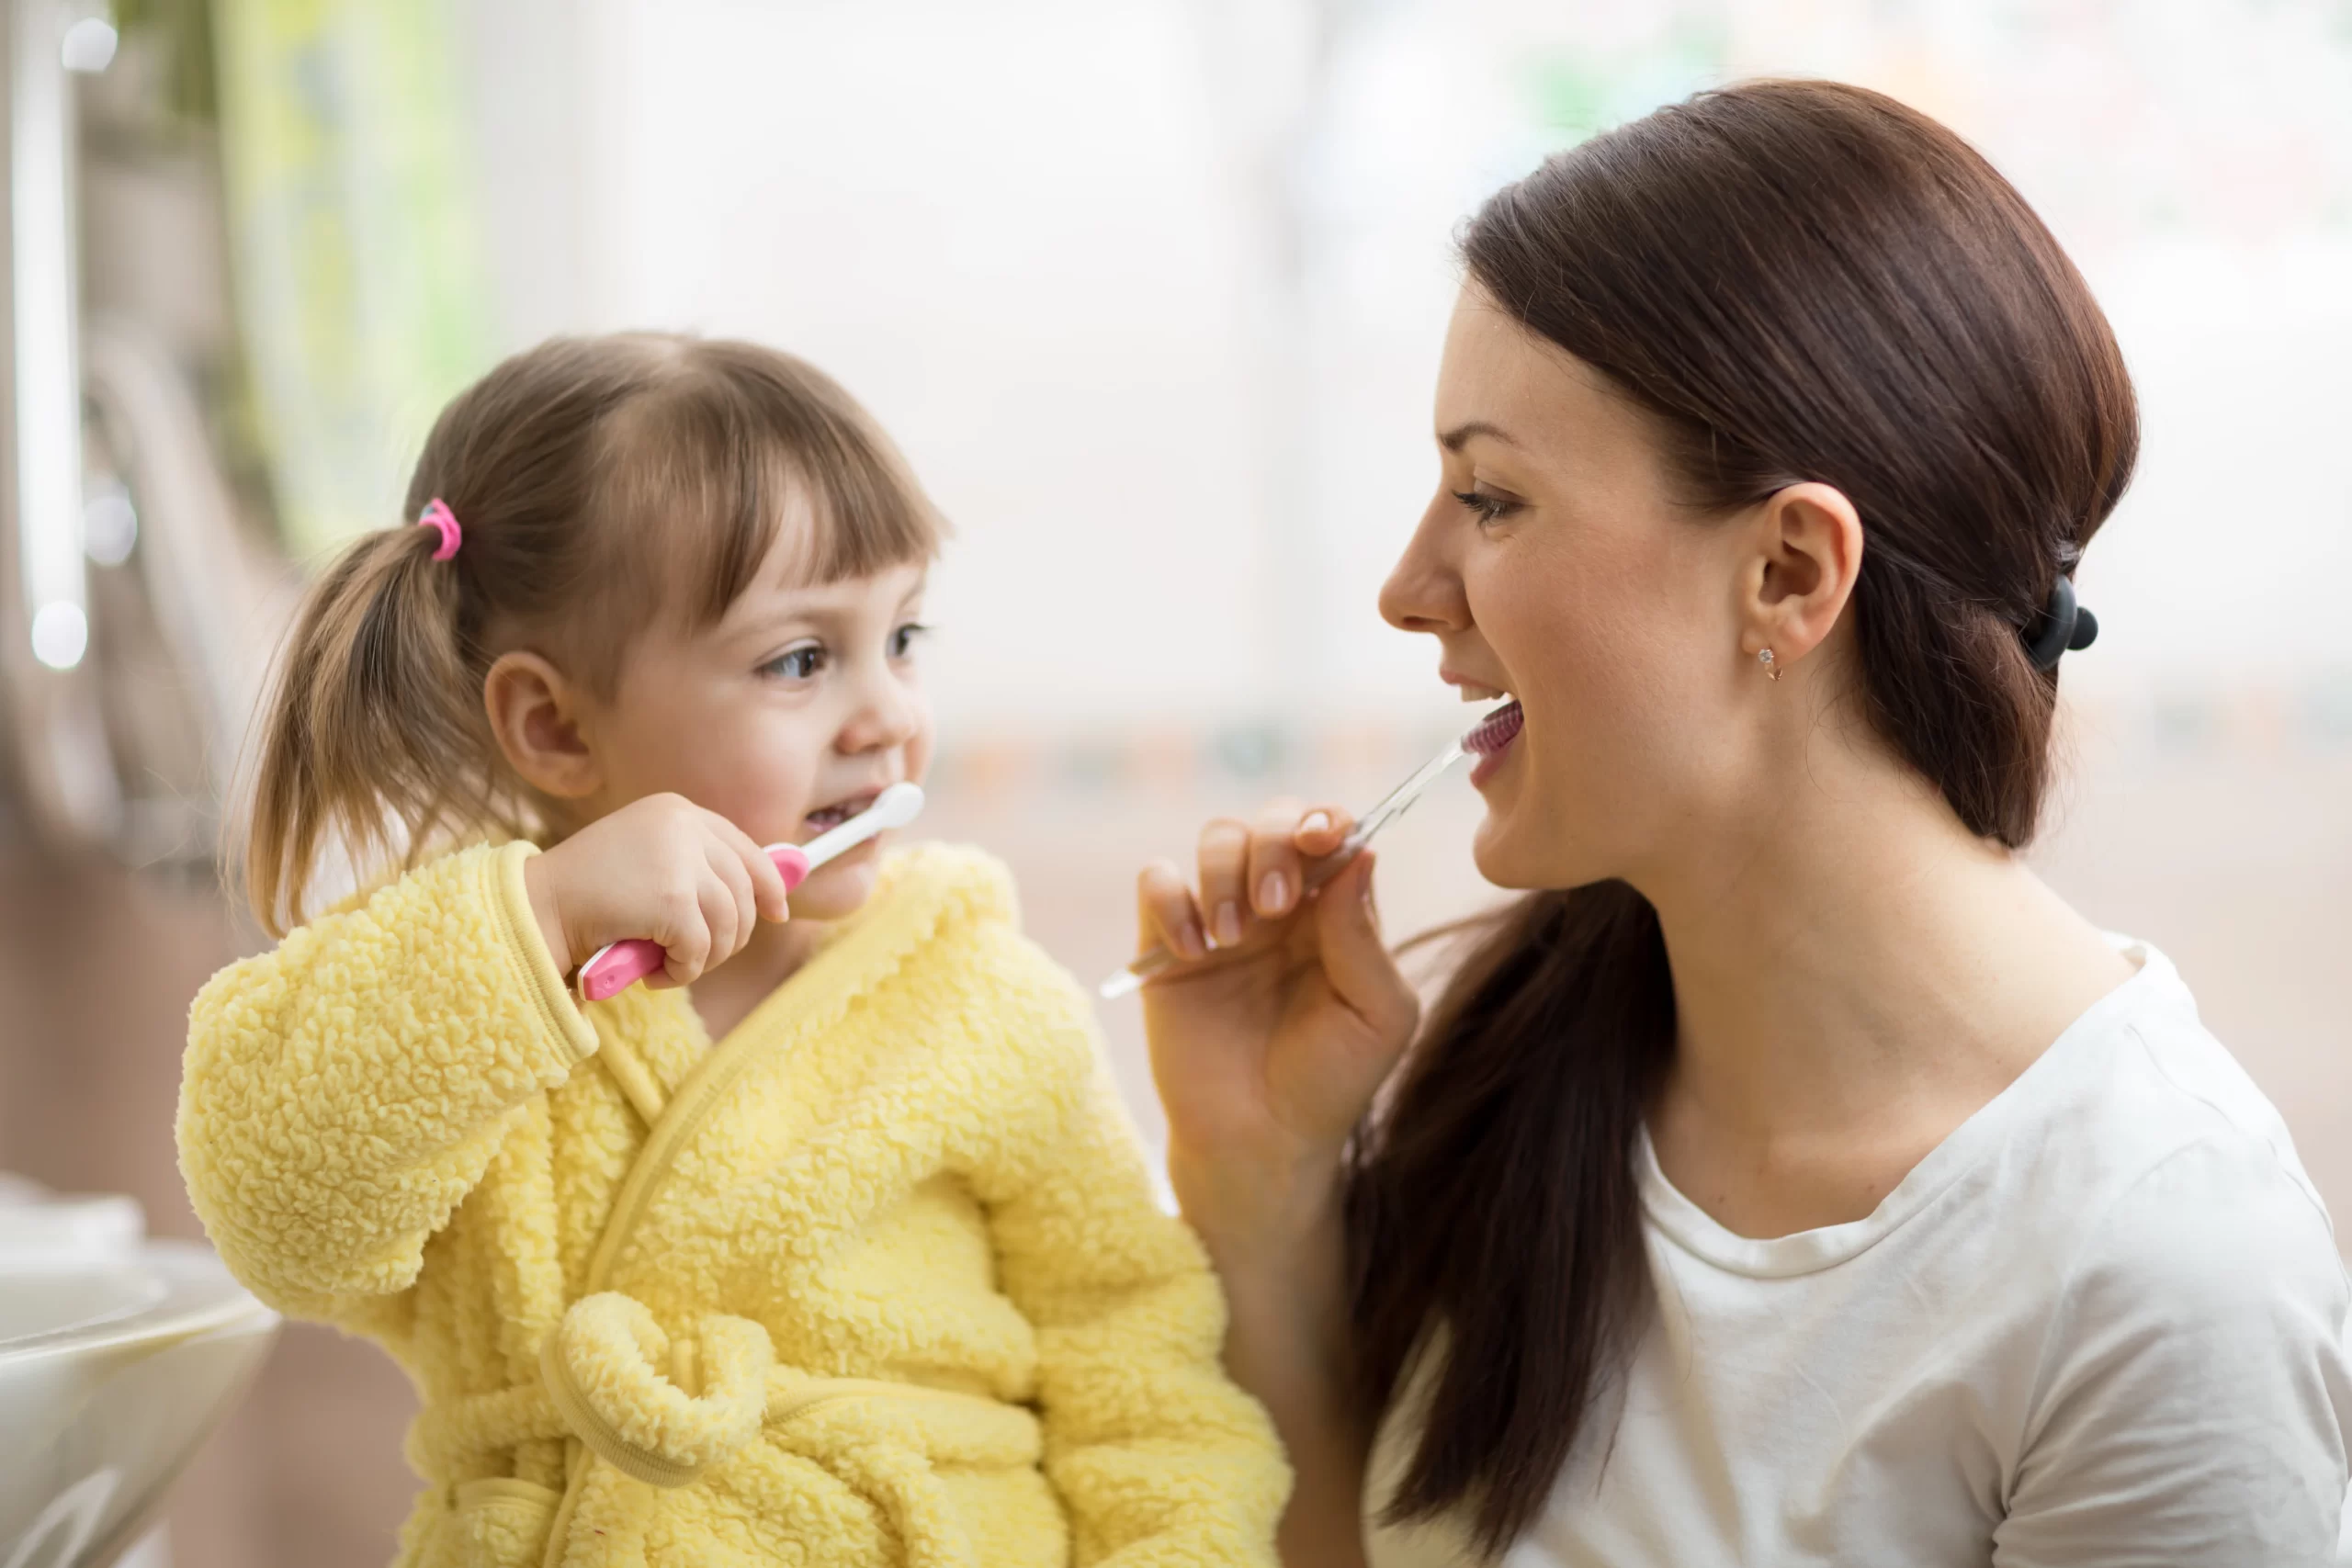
[1636,938,2182,1279]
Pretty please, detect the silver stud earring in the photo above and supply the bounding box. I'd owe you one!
[1758,647,1781,682]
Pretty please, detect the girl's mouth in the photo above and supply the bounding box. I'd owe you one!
[1463,699,1522,784]
[803,791,881,833]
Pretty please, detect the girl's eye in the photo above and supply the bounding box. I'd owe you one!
[1452,488,1524,525]
[889,622,931,660]
[762,644,825,681]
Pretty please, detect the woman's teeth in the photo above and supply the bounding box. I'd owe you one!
[1462,699,1523,757]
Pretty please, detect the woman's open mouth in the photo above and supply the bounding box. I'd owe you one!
[1463,699,1522,785]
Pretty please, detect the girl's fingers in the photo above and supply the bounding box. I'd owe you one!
[1244,798,1311,920]
[707,810,790,922]
[1194,818,1252,949]
[693,875,741,975]
[705,839,758,951]
[1136,858,1207,961]
[749,845,789,921]
[650,896,710,988]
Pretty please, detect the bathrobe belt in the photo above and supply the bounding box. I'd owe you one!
[410,1291,1033,1564]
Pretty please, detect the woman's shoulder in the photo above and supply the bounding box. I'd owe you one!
[2026,941,2340,1313]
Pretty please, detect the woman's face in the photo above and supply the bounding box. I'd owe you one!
[1380,287,1759,892]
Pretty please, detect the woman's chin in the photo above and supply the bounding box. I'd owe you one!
[1471,812,1541,890]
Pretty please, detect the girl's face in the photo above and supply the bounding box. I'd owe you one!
[1380,287,1759,893]
[580,529,934,921]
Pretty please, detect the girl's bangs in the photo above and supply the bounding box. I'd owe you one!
[591,344,945,660]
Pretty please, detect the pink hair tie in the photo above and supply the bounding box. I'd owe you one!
[416,498,462,561]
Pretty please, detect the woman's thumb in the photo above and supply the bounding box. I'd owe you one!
[1312,852,1419,1045]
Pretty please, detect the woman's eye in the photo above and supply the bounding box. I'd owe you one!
[1452,489,1523,525]
[762,644,825,680]
[890,622,931,660]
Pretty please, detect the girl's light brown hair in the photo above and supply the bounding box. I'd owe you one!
[241,333,943,934]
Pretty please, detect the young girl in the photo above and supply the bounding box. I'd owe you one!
[177,334,1286,1568]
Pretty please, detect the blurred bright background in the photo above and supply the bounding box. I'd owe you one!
[1,1,2346,1563]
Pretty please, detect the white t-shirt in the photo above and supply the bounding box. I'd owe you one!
[1366,940,2352,1566]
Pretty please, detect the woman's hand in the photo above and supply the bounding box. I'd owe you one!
[1137,800,1419,1568]
[1136,800,1422,1229]
[523,794,790,987]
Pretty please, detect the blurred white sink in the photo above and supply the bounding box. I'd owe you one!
[0,1181,277,1568]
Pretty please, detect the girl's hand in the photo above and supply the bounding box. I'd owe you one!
[522,794,790,987]
[1136,800,1421,1234]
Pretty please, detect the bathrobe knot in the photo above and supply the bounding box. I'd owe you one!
[539,1292,774,1488]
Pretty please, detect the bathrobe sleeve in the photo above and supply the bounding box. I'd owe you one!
[177,840,597,1322]
[974,928,1290,1568]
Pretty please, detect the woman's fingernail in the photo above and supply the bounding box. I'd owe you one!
[1179,916,1207,959]
[1362,873,1379,928]
[1301,810,1331,835]
[1260,872,1291,915]
[1215,901,1243,947]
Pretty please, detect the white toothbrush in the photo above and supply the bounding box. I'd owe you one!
[575,782,926,1002]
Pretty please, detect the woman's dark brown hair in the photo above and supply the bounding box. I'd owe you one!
[241,333,941,932]
[1343,79,2137,1554]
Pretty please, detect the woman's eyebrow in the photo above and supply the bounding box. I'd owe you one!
[1439,419,1519,452]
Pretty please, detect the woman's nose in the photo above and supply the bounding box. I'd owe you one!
[1379,502,1470,635]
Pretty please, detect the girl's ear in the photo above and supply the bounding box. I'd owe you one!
[484,650,600,800]
[1737,480,1865,670]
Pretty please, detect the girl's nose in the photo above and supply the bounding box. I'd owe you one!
[839,671,923,755]
[1380,500,1471,636]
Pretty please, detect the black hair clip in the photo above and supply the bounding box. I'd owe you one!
[2024,575,2098,671]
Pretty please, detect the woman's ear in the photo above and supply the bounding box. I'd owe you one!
[1739,481,1865,670]
[483,650,600,800]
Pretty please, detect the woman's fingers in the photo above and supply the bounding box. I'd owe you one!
[1136,858,1208,961]
[1291,804,1354,885]
[1186,800,1360,953]
[1195,818,1252,949]
[1244,799,1304,920]
[1311,852,1420,1047]
[1247,797,1337,919]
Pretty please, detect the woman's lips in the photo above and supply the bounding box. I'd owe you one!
[1463,699,1522,785]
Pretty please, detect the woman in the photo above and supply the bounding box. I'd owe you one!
[1134,80,2351,1565]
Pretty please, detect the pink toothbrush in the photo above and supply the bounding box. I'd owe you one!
[573,782,926,1003]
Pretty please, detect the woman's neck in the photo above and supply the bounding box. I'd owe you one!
[1637,743,2133,1237]
[686,915,829,1043]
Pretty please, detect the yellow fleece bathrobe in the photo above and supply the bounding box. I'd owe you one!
[178,840,1288,1568]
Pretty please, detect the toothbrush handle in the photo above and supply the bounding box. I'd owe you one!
[574,843,811,1003]
[1098,834,1368,999]
[577,939,668,1002]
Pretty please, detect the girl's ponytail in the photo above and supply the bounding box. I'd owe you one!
[242,518,497,933]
